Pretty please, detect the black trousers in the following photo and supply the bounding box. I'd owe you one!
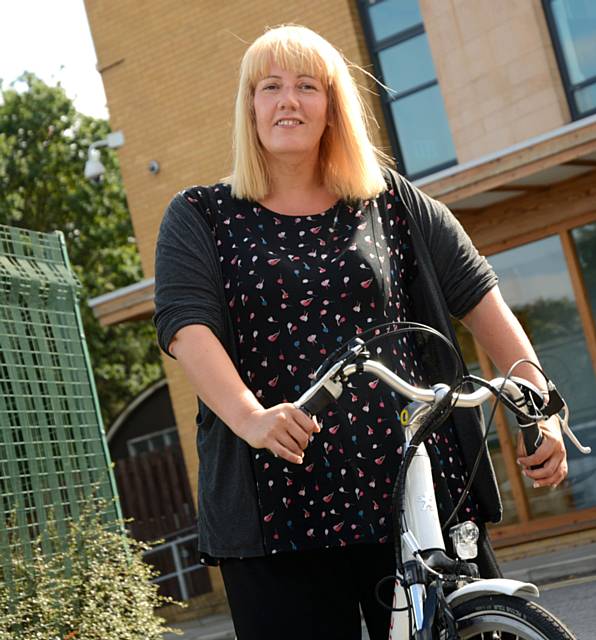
[220,529,500,640]
[220,542,396,640]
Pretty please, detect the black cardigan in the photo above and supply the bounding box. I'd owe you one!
[153,170,501,559]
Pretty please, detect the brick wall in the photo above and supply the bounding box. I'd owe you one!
[420,0,570,163]
[84,0,387,277]
[83,0,388,608]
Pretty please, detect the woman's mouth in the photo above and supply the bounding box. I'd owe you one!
[275,119,304,127]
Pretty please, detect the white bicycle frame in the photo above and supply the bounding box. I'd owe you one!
[296,354,589,638]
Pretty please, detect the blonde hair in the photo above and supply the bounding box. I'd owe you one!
[230,25,389,202]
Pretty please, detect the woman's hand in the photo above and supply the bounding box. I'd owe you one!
[236,403,320,465]
[516,416,568,488]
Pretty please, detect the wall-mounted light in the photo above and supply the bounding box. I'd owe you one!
[84,130,125,182]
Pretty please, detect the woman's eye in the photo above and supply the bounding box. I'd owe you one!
[300,83,317,91]
[263,84,278,91]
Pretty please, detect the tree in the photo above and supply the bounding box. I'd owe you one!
[0,73,163,427]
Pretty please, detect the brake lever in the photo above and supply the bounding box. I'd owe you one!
[512,378,592,457]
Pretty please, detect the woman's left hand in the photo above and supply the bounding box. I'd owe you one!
[516,416,568,488]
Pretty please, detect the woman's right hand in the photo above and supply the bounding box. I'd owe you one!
[236,404,320,465]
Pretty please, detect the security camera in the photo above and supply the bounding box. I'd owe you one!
[84,148,105,182]
[88,173,104,185]
[148,160,160,174]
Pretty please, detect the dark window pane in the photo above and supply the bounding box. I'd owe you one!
[378,34,436,94]
[155,575,181,601]
[368,0,422,42]
[144,546,175,575]
[185,567,212,598]
[178,536,201,569]
[489,236,596,517]
[551,0,596,85]
[390,85,456,175]
[572,223,596,326]
[574,82,596,114]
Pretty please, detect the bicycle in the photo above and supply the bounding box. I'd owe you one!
[294,321,591,640]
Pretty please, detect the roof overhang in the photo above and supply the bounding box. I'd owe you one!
[88,276,155,326]
[419,113,596,212]
[89,114,596,326]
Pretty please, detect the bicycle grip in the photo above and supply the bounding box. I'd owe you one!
[296,386,336,417]
[520,422,544,467]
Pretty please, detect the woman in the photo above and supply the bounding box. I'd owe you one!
[154,25,567,640]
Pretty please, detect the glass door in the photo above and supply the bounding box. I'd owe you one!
[489,234,596,519]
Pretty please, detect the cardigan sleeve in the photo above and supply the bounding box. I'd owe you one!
[391,171,498,318]
[153,191,225,358]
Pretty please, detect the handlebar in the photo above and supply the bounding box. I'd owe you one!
[296,356,547,456]
[295,330,590,459]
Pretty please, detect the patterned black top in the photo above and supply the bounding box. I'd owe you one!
[188,183,478,555]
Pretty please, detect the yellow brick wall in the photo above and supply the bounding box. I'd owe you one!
[83,0,387,611]
[420,0,570,163]
[84,0,387,279]
[84,0,386,495]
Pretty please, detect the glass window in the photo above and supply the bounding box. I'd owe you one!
[378,33,436,94]
[489,236,596,518]
[127,426,179,457]
[368,0,422,42]
[550,0,596,84]
[572,222,596,319]
[545,0,596,118]
[575,83,596,116]
[390,85,457,176]
[360,0,457,178]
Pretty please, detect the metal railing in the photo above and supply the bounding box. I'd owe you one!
[143,530,206,601]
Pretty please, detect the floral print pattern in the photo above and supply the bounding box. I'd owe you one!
[184,184,478,555]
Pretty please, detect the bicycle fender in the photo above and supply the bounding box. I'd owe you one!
[446,578,539,608]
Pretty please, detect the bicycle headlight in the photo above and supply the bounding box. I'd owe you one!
[449,521,479,560]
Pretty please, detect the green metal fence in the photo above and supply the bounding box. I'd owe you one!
[0,224,120,583]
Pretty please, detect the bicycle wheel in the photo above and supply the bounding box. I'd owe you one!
[449,594,576,639]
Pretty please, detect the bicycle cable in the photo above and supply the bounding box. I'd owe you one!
[359,323,464,635]
[441,358,551,533]
[374,574,410,612]
[312,320,465,389]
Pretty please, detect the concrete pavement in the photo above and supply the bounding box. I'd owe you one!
[500,541,596,584]
[163,540,596,639]
[163,614,235,640]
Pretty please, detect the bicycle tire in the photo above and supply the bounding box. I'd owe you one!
[448,594,576,639]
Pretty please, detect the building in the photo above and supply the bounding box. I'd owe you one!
[85,0,596,613]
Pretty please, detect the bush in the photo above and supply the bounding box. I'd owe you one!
[0,501,182,640]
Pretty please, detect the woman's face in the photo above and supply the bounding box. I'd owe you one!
[253,62,328,162]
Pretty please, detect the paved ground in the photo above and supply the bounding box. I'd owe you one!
[164,542,596,639]
[536,574,596,640]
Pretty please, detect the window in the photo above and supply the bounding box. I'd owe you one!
[490,235,596,518]
[543,0,596,119]
[127,426,179,457]
[358,0,457,178]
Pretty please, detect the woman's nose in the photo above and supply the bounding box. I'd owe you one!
[278,87,299,110]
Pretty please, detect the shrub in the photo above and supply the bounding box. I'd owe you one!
[0,501,182,640]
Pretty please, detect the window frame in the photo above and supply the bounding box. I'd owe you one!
[357,0,457,179]
[542,0,596,120]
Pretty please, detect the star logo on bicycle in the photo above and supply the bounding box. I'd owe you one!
[417,495,435,511]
